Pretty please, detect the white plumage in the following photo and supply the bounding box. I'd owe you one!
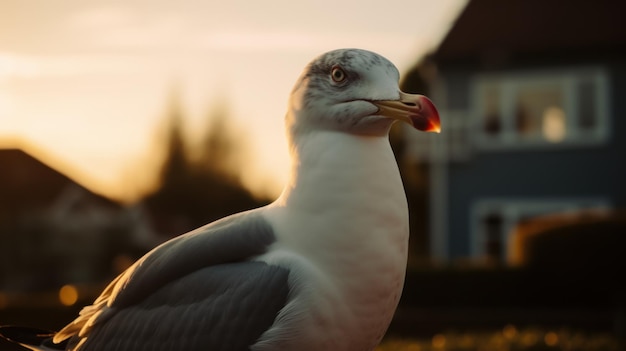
[0,48,440,351]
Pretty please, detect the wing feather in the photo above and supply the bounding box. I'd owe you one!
[77,262,289,351]
[54,210,283,349]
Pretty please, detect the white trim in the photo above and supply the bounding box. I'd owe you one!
[469,197,611,262]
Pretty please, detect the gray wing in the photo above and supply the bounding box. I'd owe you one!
[78,261,288,351]
[54,209,289,351]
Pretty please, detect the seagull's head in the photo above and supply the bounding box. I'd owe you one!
[286,48,440,140]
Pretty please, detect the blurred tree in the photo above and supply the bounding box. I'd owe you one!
[158,92,191,197]
[142,91,269,238]
[195,100,243,182]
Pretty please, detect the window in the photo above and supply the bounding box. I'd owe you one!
[470,198,609,264]
[473,68,609,148]
[483,212,504,261]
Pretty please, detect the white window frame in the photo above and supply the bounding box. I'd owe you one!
[471,67,610,150]
[470,197,610,263]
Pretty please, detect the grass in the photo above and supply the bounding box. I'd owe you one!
[377,325,623,351]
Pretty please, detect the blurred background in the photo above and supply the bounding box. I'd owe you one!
[1,0,625,350]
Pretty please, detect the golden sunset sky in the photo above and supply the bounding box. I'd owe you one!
[0,0,466,202]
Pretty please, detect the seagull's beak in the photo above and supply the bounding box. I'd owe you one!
[373,92,441,133]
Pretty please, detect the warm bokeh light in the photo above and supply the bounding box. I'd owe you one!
[544,331,559,347]
[58,284,79,306]
[376,328,622,350]
[431,333,446,348]
[520,329,540,347]
[502,324,518,339]
[542,106,566,142]
[0,0,468,202]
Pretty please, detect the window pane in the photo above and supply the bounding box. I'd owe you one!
[483,84,501,134]
[577,79,596,130]
[515,85,565,140]
[542,107,566,142]
[484,212,503,262]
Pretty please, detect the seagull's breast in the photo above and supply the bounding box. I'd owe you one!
[254,132,409,350]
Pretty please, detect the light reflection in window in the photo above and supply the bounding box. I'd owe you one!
[514,86,564,139]
[542,106,566,142]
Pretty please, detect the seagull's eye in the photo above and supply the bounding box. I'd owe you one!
[330,66,347,83]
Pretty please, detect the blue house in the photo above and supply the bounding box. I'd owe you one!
[405,0,626,263]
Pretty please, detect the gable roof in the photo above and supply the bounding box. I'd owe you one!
[435,0,626,64]
[0,148,120,216]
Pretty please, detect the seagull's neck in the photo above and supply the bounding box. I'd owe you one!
[261,130,409,350]
[270,130,409,259]
[276,130,406,213]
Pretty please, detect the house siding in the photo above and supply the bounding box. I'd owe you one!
[442,62,626,259]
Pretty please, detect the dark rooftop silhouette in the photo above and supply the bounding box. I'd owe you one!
[435,0,626,63]
[0,148,120,217]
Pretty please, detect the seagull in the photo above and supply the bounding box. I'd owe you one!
[0,48,440,351]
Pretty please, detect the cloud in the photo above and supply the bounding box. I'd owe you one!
[66,6,188,51]
[68,6,136,29]
[59,1,449,58]
[0,52,155,79]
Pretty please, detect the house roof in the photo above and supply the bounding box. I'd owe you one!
[435,0,626,64]
[0,148,120,217]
